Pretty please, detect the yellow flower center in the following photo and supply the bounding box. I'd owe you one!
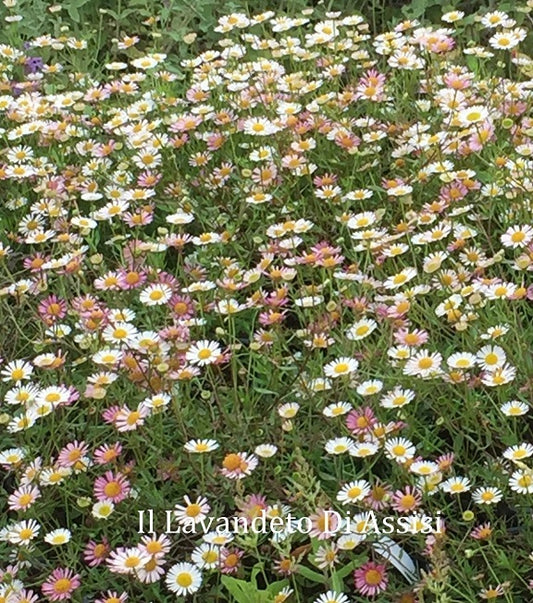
[185,504,202,517]
[177,572,193,587]
[203,550,218,563]
[485,353,498,365]
[124,556,141,568]
[18,493,33,506]
[11,368,24,380]
[146,541,163,555]
[393,274,407,284]
[223,453,242,471]
[126,411,140,425]
[401,494,416,508]
[347,486,362,498]
[365,569,382,585]
[54,578,72,593]
[518,475,532,488]
[19,528,34,540]
[418,358,433,369]
[103,482,121,497]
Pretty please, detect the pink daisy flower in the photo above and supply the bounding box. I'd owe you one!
[220,452,258,479]
[309,508,340,540]
[57,440,90,468]
[7,484,41,511]
[137,170,161,187]
[38,295,67,325]
[470,522,493,540]
[93,470,131,503]
[237,493,268,524]
[95,592,128,603]
[83,538,110,567]
[364,481,392,511]
[117,268,147,290]
[346,406,377,434]
[394,328,429,347]
[42,568,81,601]
[102,405,122,424]
[93,442,122,465]
[220,547,244,574]
[391,486,423,514]
[113,404,150,432]
[354,561,388,597]
[168,294,195,319]
[24,253,50,272]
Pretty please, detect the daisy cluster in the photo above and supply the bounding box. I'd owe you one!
[1,4,533,602]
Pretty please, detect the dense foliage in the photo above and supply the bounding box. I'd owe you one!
[1,2,533,602]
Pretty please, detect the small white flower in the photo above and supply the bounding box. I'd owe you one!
[44,528,71,545]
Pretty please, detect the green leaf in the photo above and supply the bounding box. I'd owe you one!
[265,579,290,595]
[333,557,366,580]
[220,576,257,603]
[401,0,441,19]
[252,387,278,395]
[221,575,287,603]
[297,565,327,584]
[66,4,81,22]
[331,571,344,592]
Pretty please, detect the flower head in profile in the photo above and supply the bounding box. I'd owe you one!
[220,452,258,479]
[313,591,349,603]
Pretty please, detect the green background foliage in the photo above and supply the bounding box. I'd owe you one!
[1,0,518,74]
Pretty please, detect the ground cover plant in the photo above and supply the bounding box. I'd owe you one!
[1,1,533,602]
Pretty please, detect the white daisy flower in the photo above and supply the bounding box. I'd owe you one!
[139,283,173,306]
[509,470,533,494]
[380,387,415,409]
[346,318,377,340]
[185,340,222,366]
[336,480,371,504]
[440,476,471,494]
[500,400,529,416]
[254,444,278,458]
[384,437,416,463]
[323,402,352,417]
[471,486,502,505]
[325,437,356,455]
[165,562,202,596]
[44,528,71,545]
[503,443,533,462]
[324,357,359,378]
[350,442,379,458]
